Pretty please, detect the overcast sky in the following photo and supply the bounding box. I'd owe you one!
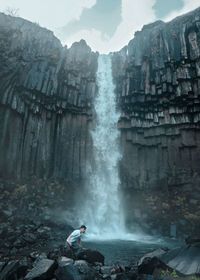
[0,0,199,53]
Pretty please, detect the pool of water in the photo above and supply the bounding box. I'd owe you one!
[83,237,182,265]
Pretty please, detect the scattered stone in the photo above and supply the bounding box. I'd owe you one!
[22,233,37,244]
[59,256,74,265]
[100,265,114,275]
[30,251,40,260]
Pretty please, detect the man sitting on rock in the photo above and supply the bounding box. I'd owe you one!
[66,225,87,258]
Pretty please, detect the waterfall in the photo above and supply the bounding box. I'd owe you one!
[81,54,125,239]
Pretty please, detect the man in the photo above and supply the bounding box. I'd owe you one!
[66,225,87,258]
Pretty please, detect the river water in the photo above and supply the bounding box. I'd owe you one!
[84,238,181,265]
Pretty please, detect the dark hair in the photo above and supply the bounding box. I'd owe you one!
[80,225,87,229]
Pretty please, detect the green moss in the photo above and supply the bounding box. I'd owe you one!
[162,202,170,209]
[184,213,200,222]
[188,277,200,280]
[161,269,179,278]
[170,270,179,278]
[13,185,27,197]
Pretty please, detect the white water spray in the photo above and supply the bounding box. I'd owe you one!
[75,55,165,243]
[81,54,126,239]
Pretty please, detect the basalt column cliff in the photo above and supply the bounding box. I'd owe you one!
[0,8,200,237]
[112,8,200,236]
[0,13,98,182]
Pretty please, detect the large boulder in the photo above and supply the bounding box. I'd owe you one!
[55,257,96,280]
[138,245,200,276]
[79,248,104,265]
[160,244,200,275]
[138,248,168,274]
[24,258,56,280]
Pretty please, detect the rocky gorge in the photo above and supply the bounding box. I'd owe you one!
[0,6,200,280]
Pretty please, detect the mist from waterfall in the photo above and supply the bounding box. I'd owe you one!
[81,54,126,239]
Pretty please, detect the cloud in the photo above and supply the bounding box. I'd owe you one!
[163,0,200,22]
[64,0,157,53]
[1,0,197,53]
[0,0,96,29]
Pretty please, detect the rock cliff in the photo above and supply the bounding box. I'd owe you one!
[0,13,98,182]
[0,8,200,238]
[112,7,200,236]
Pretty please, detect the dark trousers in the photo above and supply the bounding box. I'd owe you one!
[70,241,83,258]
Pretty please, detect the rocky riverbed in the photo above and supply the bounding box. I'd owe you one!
[0,178,199,280]
[0,234,199,280]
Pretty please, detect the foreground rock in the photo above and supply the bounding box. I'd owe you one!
[160,244,200,275]
[1,242,200,280]
[55,257,96,280]
[24,257,56,280]
[138,248,168,274]
[138,243,200,277]
[0,258,29,280]
[50,245,105,265]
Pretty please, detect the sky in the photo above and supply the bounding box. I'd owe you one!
[0,0,199,53]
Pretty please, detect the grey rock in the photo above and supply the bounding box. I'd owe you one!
[0,262,6,273]
[100,266,114,275]
[160,245,200,275]
[55,257,95,280]
[0,258,28,280]
[24,258,55,280]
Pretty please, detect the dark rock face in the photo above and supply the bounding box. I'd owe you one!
[0,12,98,182]
[1,8,200,238]
[112,7,200,236]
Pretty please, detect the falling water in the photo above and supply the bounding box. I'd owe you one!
[81,54,125,239]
